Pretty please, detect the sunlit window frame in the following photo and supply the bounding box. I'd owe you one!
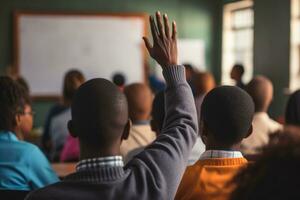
[289,0,300,92]
[222,0,254,85]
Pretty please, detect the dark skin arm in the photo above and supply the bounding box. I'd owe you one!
[143,11,178,68]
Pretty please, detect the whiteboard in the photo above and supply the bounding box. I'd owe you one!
[15,12,146,96]
[155,39,206,81]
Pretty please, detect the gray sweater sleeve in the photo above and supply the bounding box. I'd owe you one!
[128,65,198,199]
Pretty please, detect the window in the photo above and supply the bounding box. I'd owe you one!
[290,0,300,91]
[222,1,254,85]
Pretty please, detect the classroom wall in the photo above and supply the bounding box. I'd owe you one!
[0,0,223,128]
[253,0,291,118]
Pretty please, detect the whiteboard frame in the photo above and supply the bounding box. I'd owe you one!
[13,11,148,101]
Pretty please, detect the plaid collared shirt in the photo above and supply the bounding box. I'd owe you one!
[200,150,243,160]
[76,156,124,172]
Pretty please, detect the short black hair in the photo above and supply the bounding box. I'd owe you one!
[63,69,85,103]
[15,77,31,105]
[0,76,26,131]
[201,86,254,145]
[183,63,194,72]
[71,78,128,148]
[112,73,126,87]
[151,90,165,132]
[230,139,300,200]
[285,90,300,126]
[233,64,245,76]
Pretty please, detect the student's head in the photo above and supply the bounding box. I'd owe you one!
[200,86,254,149]
[285,90,300,126]
[14,77,33,136]
[194,72,216,96]
[150,91,165,135]
[0,76,26,133]
[18,88,33,136]
[124,83,153,123]
[63,69,85,106]
[112,73,126,90]
[15,76,30,95]
[230,64,245,81]
[230,139,300,200]
[246,76,273,113]
[183,63,194,81]
[68,78,130,154]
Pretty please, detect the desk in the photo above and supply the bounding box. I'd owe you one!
[52,163,76,178]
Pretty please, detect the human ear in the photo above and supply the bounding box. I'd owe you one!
[121,119,132,141]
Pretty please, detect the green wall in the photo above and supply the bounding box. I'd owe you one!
[253,0,291,118]
[0,0,223,128]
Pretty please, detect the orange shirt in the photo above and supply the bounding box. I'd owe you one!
[175,158,247,200]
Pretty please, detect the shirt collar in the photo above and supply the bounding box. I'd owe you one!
[0,131,18,141]
[132,120,150,125]
[76,156,124,172]
[200,150,243,160]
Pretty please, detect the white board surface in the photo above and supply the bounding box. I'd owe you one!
[155,39,206,81]
[17,13,145,96]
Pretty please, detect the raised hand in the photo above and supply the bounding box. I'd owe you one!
[143,11,178,68]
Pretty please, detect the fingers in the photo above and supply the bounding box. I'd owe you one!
[156,11,164,38]
[163,14,170,38]
[143,37,152,52]
[172,21,177,40]
[150,16,159,43]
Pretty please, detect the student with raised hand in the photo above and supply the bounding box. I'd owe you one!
[120,83,156,162]
[175,86,254,200]
[25,11,197,200]
[0,77,59,191]
[241,76,282,155]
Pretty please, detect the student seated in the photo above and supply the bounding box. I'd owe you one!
[285,89,300,127]
[230,64,246,89]
[241,76,282,155]
[25,11,198,200]
[175,86,254,200]
[112,73,126,91]
[151,90,205,166]
[0,77,58,191]
[230,131,300,200]
[42,69,85,161]
[120,83,156,162]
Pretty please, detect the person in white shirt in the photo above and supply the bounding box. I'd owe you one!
[120,83,156,162]
[241,75,282,155]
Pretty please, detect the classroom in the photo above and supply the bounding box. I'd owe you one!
[0,0,299,199]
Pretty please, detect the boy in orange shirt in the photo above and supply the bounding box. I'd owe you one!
[175,86,254,200]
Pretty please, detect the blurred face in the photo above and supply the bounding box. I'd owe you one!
[19,104,33,135]
[230,67,241,81]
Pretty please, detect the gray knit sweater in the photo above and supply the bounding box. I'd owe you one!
[25,65,198,200]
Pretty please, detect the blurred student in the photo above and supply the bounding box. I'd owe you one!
[112,73,126,91]
[14,77,33,140]
[120,83,156,162]
[42,69,85,161]
[150,90,203,165]
[241,76,282,155]
[0,77,58,191]
[194,72,216,129]
[285,89,300,127]
[230,64,245,89]
[25,11,198,200]
[175,86,254,200]
[183,63,196,95]
[230,132,300,200]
